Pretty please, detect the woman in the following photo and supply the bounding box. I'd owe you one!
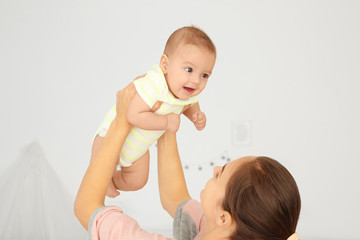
[74,82,301,240]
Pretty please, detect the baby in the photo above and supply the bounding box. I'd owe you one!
[91,26,217,197]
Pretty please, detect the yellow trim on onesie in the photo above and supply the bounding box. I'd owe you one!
[126,138,144,152]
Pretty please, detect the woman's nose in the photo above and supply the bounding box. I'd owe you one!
[213,166,221,176]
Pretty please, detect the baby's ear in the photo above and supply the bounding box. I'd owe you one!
[160,54,169,74]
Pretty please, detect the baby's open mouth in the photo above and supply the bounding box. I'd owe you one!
[183,87,195,93]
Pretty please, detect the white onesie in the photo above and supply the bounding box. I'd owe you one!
[96,64,198,167]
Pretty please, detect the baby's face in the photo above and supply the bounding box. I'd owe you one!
[163,44,216,100]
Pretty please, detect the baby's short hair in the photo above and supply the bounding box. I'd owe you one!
[164,26,216,57]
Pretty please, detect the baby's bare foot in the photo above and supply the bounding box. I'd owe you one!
[106,179,120,198]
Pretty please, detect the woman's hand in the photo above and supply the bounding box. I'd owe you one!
[115,80,162,130]
[114,82,136,131]
[115,73,162,117]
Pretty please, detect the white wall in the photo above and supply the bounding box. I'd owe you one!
[1,0,359,239]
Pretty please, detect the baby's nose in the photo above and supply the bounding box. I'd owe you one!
[190,75,201,84]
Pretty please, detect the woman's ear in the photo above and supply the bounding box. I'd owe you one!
[160,54,169,74]
[216,210,233,229]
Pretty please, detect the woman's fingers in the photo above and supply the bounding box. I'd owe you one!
[116,83,136,115]
[151,101,162,112]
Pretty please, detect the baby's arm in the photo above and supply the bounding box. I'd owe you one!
[183,102,206,131]
[127,93,180,132]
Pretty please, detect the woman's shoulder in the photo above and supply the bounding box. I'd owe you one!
[174,200,204,240]
[178,199,203,223]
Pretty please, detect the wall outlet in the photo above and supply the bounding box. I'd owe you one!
[231,120,252,146]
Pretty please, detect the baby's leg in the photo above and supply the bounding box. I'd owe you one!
[91,135,120,198]
[113,150,150,191]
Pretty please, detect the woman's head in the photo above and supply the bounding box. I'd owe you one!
[201,156,301,240]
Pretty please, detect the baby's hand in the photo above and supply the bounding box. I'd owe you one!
[166,113,180,132]
[192,112,206,131]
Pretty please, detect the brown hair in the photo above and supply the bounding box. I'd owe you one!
[222,156,301,240]
[163,26,216,57]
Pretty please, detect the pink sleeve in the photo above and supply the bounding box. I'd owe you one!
[90,206,174,240]
[181,200,205,231]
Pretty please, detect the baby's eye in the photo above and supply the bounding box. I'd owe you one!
[202,73,209,79]
[185,67,193,73]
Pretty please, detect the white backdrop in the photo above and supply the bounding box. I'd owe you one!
[1,0,359,239]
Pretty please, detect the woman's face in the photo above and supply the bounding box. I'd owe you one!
[200,156,255,220]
